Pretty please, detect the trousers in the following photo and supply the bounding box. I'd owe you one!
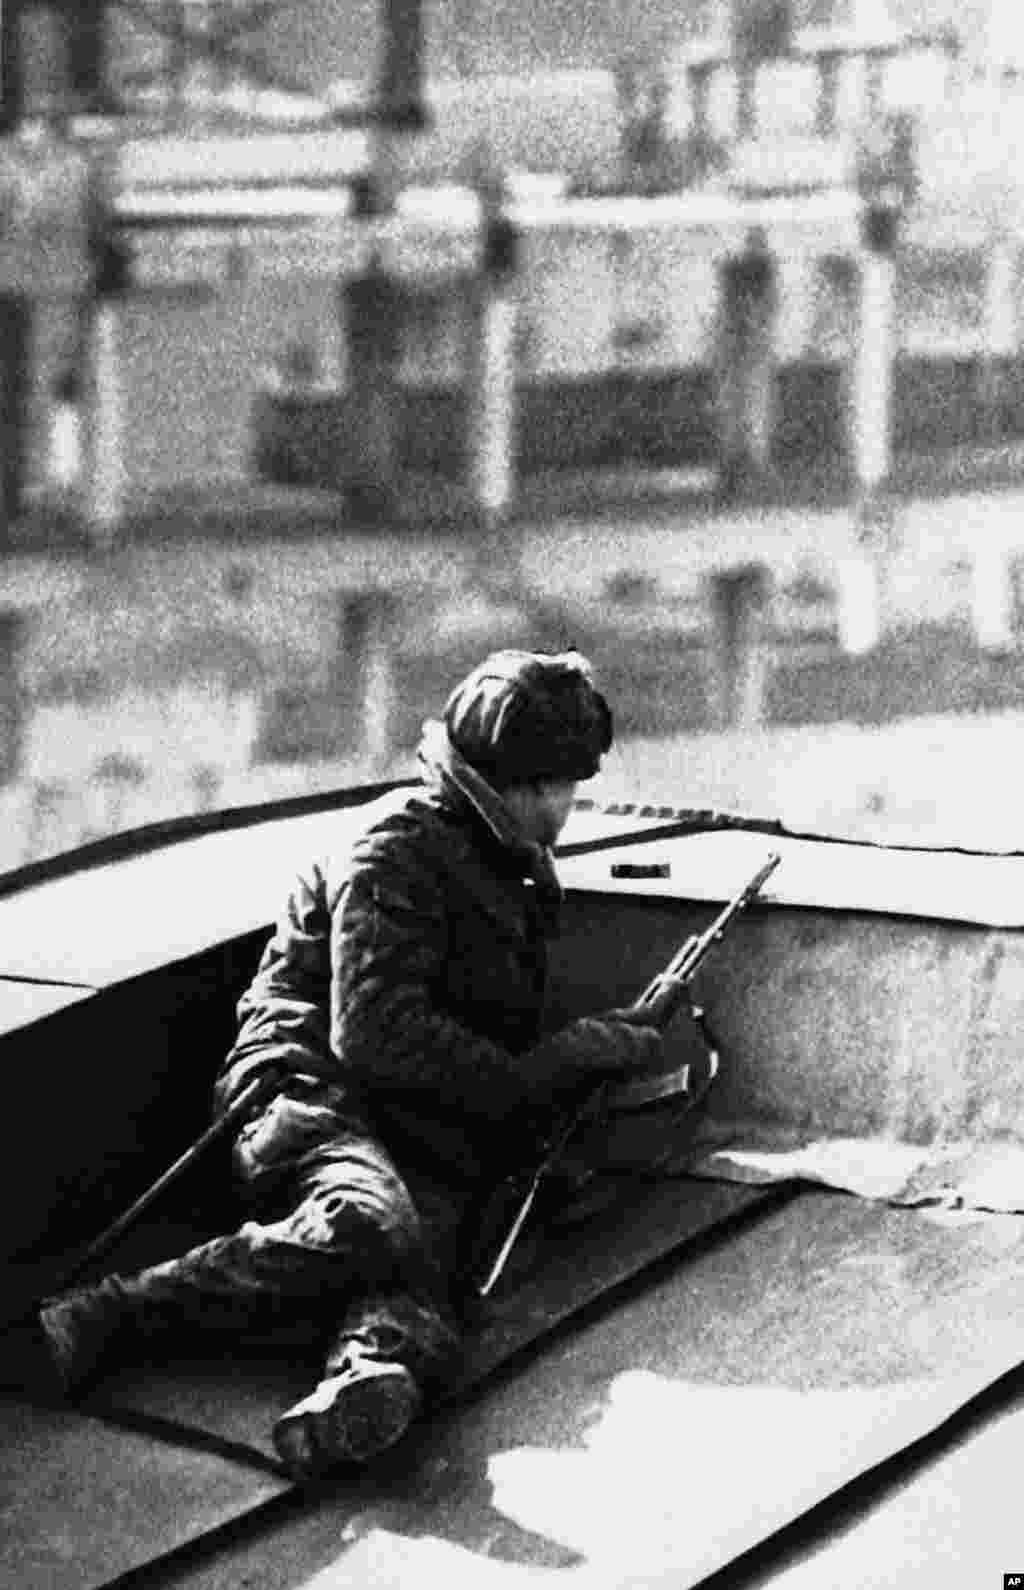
[99,1083,464,1390]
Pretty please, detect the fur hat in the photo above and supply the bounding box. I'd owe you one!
[444,650,612,789]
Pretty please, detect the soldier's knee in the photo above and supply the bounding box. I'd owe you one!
[291,1175,424,1268]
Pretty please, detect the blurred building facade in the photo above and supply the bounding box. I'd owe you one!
[2,0,1024,514]
[6,0,1024,857]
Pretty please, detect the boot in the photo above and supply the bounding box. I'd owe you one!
[37,1276,136,1399]
[272,1289,459,1484]
[272,1349,421,1482]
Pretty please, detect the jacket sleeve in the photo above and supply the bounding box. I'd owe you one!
[330,826,661,1133]
[214,863,336,1114]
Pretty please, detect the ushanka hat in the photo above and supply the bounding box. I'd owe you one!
[444,650,613,789]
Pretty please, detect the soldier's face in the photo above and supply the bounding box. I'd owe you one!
[506,779,578,847]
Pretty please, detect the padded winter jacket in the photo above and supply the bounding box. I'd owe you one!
[215,784,658,1185]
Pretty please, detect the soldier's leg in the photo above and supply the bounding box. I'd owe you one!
[268,1143,464,1481]
[38,1094,456,1380]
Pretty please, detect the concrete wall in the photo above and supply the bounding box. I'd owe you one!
[550,891,1024,1153]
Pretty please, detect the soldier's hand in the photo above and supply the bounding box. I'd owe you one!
[534,1011,665,1090]
[567,1013,665,1078]
[601,1000,664,1027]
[604,981,683,1026]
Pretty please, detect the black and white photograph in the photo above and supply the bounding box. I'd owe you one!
[3,2,1024,1587]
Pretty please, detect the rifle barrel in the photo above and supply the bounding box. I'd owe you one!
[476,1184,539,1297]
[637,851,780,1008]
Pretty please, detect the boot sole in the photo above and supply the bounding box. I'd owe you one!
[272,1362,420,1482]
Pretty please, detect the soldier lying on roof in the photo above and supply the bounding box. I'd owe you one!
[38,650,671,1483]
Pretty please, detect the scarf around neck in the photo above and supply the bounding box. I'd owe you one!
[417,718,564,921]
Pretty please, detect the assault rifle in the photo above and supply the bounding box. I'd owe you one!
[469,850,781,1299]
[625,850,781,1030]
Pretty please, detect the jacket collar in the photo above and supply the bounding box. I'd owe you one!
[417,718,563,912]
